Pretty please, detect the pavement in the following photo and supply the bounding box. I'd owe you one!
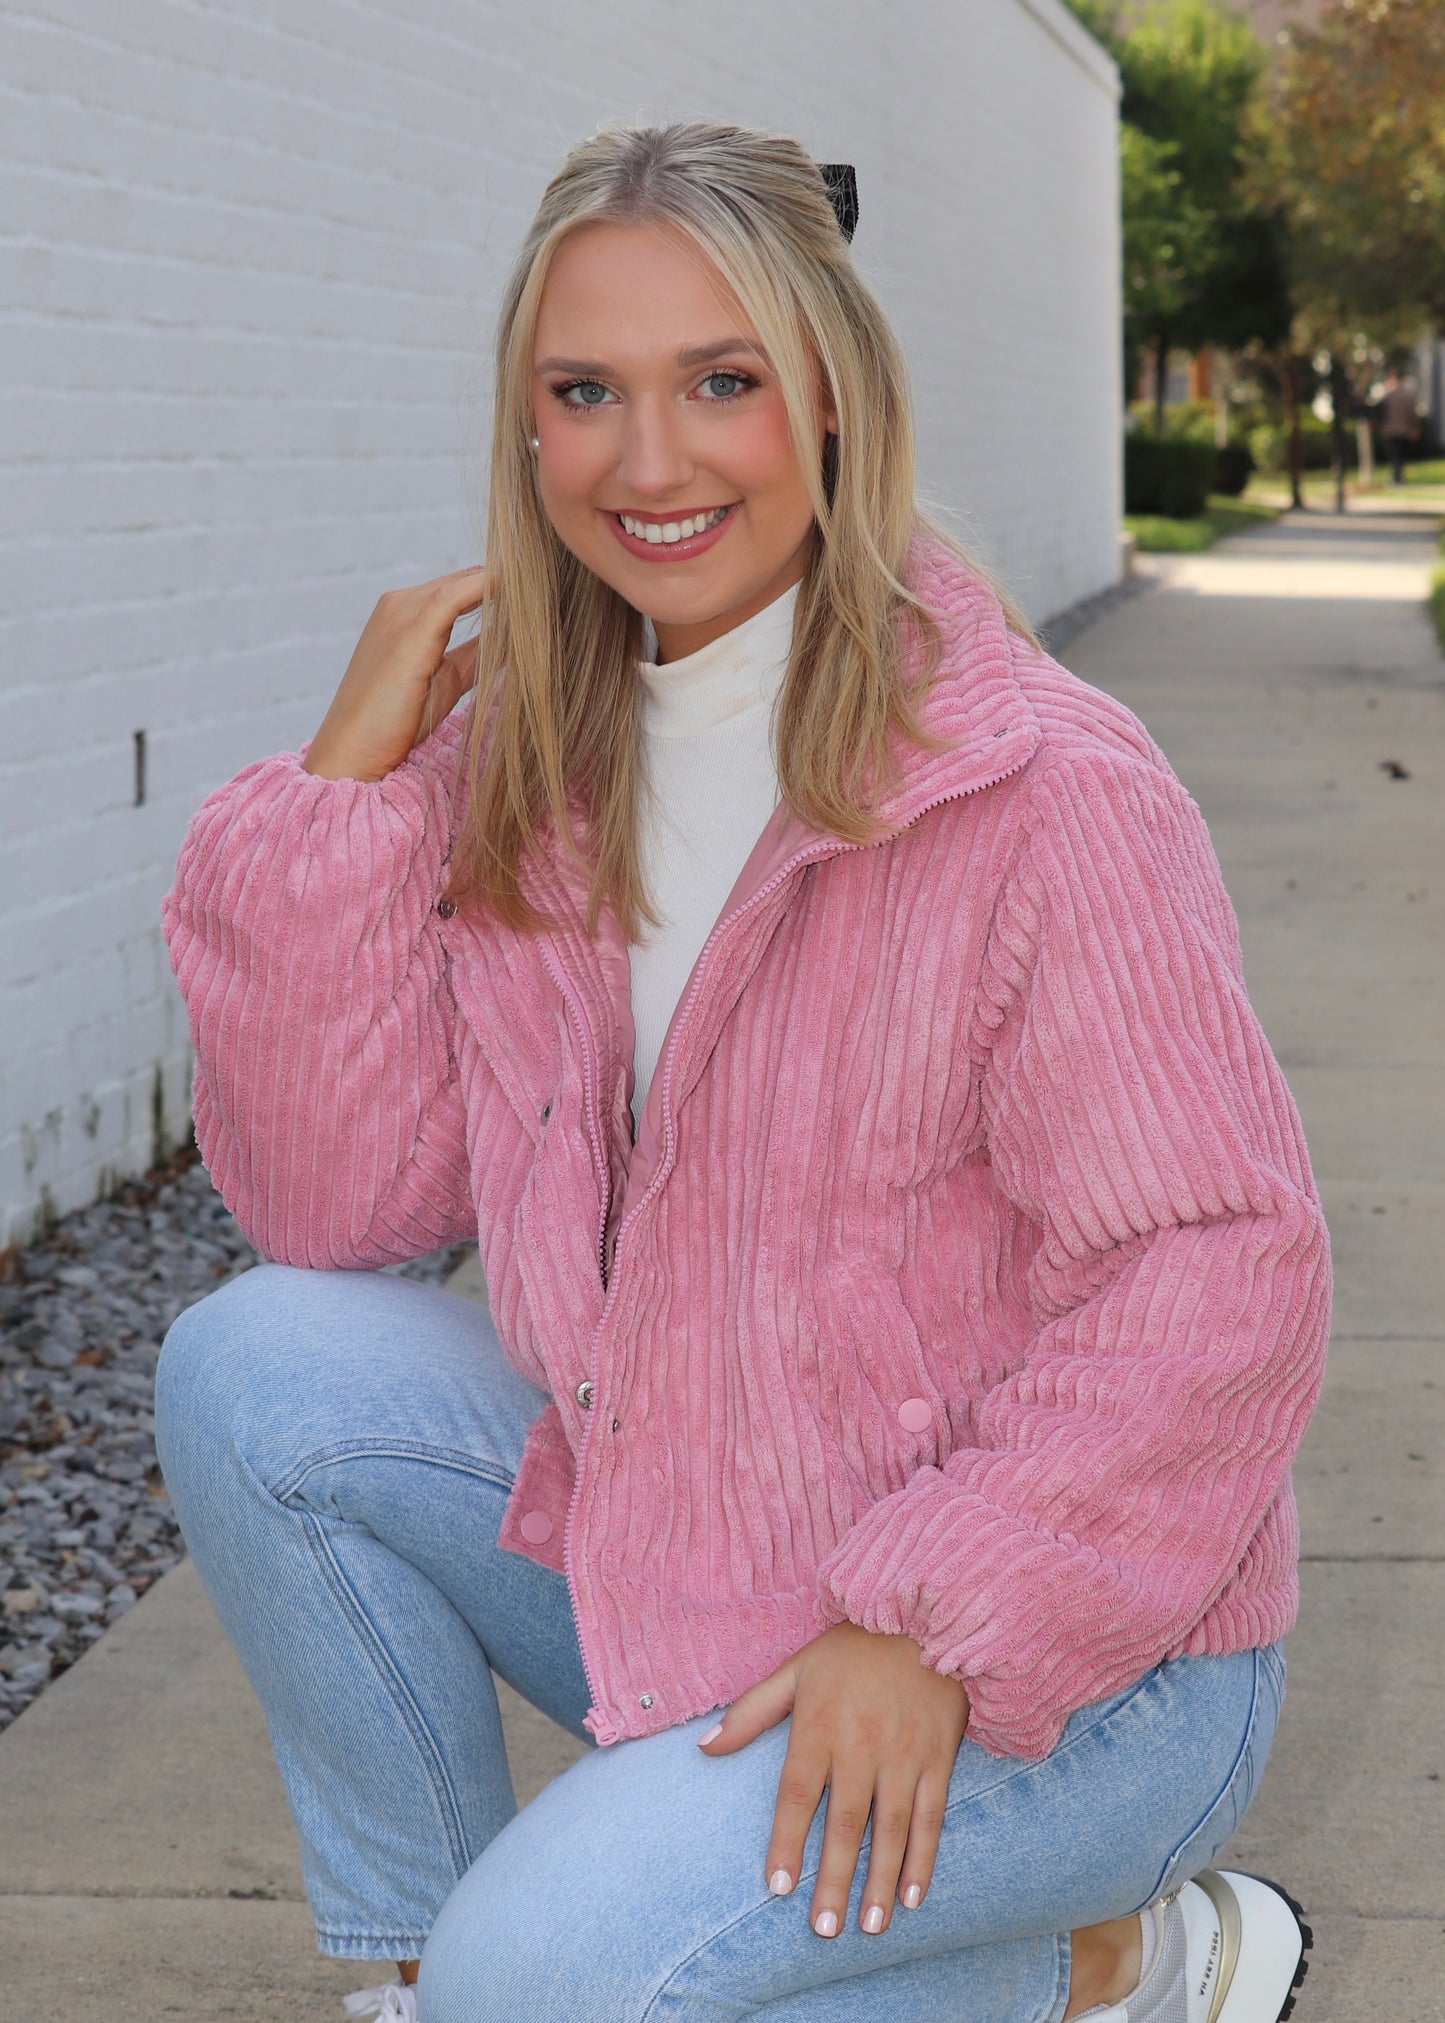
[1,506,1441,2019]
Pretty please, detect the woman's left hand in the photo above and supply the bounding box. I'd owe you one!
[698,1620,970,1937]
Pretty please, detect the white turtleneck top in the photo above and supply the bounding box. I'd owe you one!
[631,581,799,1130]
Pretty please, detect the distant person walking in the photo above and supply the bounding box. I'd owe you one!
[1380,371,1420,485]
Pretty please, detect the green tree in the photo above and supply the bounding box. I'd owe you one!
[1070,0,1292,426]
[1260,0,1445,333]
[1119,124,1214,402]
[1251,0,1445,508]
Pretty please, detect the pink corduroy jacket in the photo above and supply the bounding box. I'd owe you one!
[162,537,1330,1757]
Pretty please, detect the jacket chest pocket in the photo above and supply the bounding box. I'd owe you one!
[450,940,574,1145]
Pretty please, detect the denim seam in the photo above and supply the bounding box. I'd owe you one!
[267,1437,516,1504]
[640,1892,1069,2022]
[298,1507,478,1886]
[313,1922,432,1960]
[933,1665,1162,1826]
[1145,1645,1267,1903]
[638,1887,792,2021]
[1046,1931,1072,2023]
[637,1708,1111,2023]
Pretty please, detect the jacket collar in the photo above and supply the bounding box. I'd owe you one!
[734,533,1042,882]
[523,535,1046,1205]
[531,532,1042,922]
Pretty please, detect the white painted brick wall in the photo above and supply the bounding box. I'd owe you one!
[0,0,1119,1247]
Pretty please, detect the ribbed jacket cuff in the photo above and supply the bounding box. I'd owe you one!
[815,1472,1171,1760]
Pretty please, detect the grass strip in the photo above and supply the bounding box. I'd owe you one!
[1124,495,1281,554]
[1431,522,1445,657]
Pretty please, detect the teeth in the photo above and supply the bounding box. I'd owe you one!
[620,506,728,541]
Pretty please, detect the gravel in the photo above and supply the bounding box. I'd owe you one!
[0,1146,476,1733]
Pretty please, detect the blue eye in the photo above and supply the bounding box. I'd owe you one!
[557,379,612,408]
[700,371,750,399]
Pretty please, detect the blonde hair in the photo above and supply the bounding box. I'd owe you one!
[447,120,1031,938]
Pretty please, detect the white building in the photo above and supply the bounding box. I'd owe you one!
[0,0,1120,1248]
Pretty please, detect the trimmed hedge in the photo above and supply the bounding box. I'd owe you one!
[1124,437,1216,518]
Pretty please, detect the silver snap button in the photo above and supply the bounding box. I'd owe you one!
[436,898,458,918]
[575,1379,595,1409]
[639,1693,654,1710]
[611,1417,620,1431]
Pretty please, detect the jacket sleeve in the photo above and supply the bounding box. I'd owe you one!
[815,751,1331,1759]
[160,714,478,1268]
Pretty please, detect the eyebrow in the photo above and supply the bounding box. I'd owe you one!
[534,337,770,376]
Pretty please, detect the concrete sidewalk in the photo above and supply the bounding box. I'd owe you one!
[1070,508,1445,2020]
[2,508,1441,2019]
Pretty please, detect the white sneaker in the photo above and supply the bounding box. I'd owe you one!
[341,1981,418,2021]
[1075,1868,1311,2022]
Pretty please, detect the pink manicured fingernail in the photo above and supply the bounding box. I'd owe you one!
[902,1883,922,1909]
[698,1722,724,1747]
[768,1868,794,1895]
[862,1904,885,1933]
[813,1909,839,1937]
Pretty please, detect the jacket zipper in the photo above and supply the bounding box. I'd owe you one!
[617,757,1034,1264]
[535,941,614,1732]
[549,749,1031,1739]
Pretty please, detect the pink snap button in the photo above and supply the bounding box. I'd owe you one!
[518,1510,554,1545]
[897,1397,933,1434]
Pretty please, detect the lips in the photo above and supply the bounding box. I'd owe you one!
[608,501,739,562]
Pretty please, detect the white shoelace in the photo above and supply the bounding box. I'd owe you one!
[341,1981,418,2021]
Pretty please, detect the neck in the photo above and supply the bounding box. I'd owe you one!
[649,532,812,665]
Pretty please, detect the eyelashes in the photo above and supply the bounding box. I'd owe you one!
[547,368,763,414]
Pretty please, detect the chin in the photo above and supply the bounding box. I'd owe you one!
[588,555,749,622]
[631,579,748,623]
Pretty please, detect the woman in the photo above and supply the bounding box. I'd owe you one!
[157,122,1327,2022]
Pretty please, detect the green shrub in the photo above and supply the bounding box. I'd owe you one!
[1127,399,1216,445]
[1212,442,1255,496]
[1248,417,1355,475]
[1124,436,1216,517]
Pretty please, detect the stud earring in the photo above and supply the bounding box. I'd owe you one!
[529,434,539,453]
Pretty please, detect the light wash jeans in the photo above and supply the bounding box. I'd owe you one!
[155,1263,1285,2023]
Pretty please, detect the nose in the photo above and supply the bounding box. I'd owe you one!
[614,394,695,501]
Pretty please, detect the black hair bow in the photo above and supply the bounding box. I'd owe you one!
[817,163,859,243]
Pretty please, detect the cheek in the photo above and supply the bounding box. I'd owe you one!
[724,401,814,511]
[538,423,614,521]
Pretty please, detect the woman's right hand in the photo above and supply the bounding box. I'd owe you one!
[302,567,490,782]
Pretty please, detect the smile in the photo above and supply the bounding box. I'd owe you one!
[608,502,739,560]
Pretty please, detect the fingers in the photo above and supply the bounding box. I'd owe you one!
[806,1765,949,1938]
[895,1763,950,1912]
[427,566,490,619]
[806,1769,875,1938]
[698,1662,797,1756]
[763,1736,829,1910]
[430,637,480,713]
[856,1773,918,1934]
